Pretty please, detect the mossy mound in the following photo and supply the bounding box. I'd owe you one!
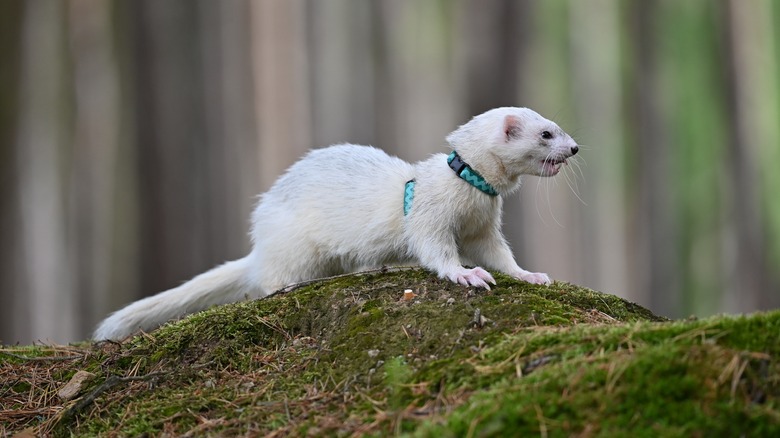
[1,268,778,436]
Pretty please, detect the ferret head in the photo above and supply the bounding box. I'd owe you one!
[446,107,579,187]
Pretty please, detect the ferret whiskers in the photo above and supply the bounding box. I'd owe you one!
[535,148,588,227]
[543,150,564,227]
[563,156,587,206]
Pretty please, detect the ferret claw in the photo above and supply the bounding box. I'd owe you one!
[449,266,496,290]
[517,271,551,285]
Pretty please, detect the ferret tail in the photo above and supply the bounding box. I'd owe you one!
[93,257,256,341]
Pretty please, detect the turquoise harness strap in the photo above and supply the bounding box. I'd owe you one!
[447,151,499,196]
[403,179,415,216]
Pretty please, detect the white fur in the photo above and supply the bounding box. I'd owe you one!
[93,107,578,340]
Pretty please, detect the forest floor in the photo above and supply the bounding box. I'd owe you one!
[1,268,778,437]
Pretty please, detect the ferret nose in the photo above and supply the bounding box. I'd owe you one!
[570,145,579,155]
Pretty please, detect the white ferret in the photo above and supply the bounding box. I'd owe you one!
[94,107,579,340]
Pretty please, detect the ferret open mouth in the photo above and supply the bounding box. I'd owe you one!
[541,157,567,176]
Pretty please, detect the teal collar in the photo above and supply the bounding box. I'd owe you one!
[447,151,498,196]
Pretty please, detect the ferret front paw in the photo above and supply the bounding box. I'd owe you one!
[515,270,551,285]
[447,266,496,290]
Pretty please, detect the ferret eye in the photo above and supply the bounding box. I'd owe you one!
[541,131,553,140]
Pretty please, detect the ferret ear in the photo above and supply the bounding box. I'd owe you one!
[503,115,522,141]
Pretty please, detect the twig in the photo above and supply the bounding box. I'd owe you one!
[56,371,169,426]
[0,377,21,398]
[0,351,84,362]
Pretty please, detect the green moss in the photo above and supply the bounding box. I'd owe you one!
[1,268,777,437]
[385,356,415,410]
[414,315,780,437]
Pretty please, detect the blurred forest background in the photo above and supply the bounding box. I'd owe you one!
[1,0,779,344]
